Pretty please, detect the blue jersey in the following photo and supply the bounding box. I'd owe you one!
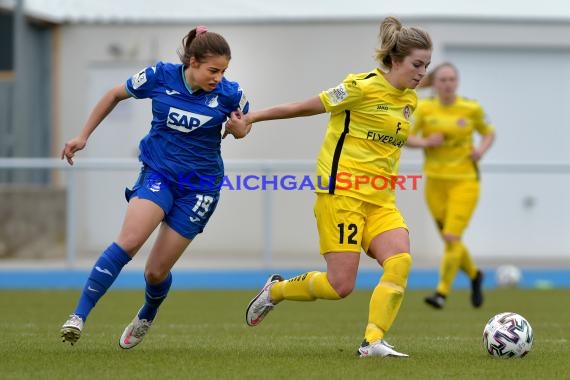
[125,61,249,190]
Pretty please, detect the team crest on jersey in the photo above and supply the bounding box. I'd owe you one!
[457,118,466,127]
[205,95,219,108]
[403,105,411,120]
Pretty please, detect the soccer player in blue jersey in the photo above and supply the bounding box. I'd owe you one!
[60,26,249,348]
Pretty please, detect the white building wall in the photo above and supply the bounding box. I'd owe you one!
[55,19,570,268]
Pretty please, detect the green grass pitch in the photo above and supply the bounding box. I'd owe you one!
[0,288,568,379]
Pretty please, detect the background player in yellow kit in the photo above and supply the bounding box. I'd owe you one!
[407,62,495,309]
[225,16,432,357]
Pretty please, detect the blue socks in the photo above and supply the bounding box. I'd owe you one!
[74,242,132,321]
[73,242,172,323]
[138,272,173,322]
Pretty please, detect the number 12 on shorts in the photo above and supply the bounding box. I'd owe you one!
[338,223,358,244]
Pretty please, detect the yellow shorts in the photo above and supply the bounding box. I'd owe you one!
[425,177,480,237]
[313,193,408,255]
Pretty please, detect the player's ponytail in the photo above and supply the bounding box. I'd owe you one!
[375,16,432,70]
[178,26,232,66]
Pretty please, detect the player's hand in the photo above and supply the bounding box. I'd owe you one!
[470,148,483,162]
[223,109,252,139]
[61,137,87,165]
[425,132,444,148]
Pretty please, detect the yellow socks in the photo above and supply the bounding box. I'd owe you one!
[270,271,341,302]
[365,253,411,343]
[267,254,413,345]
[459,243,478,279]
[436,241,463,296]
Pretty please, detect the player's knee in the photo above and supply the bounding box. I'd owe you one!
[443,233,460,242]
[116,235,144,255]
[330,280,355,298]
[324,271,355,297]
[144,268,169,285]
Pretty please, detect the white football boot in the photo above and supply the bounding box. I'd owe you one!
[245,274,284,326]
[61,314,84,345]
[358,339,409,358]
[119,314,152,349]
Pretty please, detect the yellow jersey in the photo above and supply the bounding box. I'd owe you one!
[412,96,494,180]
[316,69,417,207]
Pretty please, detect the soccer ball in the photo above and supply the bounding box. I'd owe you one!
[483,312,533,358]
[495,265,522,287]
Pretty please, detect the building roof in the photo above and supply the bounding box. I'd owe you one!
[2,0,570,24]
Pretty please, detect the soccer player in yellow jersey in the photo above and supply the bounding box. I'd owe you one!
[407,62,495,310]
[225,16,432,357]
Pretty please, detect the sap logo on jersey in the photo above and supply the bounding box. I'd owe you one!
[167,107,213,133]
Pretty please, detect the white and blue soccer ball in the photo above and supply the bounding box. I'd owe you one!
[495,265,522,287]
[483,312,533,358]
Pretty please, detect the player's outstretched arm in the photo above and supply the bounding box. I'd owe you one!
[223,96,325,139]
[61,84,130,165]
[246,96,325,124]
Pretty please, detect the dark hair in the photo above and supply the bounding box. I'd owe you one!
[375,16,432,70]
[177,27,231,66]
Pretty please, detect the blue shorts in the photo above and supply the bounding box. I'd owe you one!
[125,166,220,240]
